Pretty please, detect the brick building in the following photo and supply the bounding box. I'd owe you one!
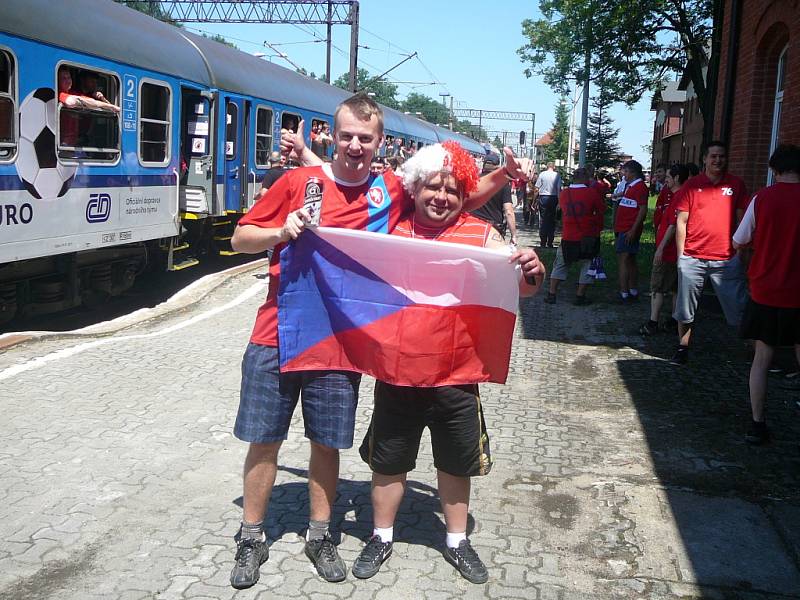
[715,0,799,191]
[651,81,686,168]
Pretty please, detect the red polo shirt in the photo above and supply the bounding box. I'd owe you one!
[673,172,749,261]
[614,179,648,233]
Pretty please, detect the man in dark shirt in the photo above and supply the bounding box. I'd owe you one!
[469,153,517,244]
[254,151,287,202]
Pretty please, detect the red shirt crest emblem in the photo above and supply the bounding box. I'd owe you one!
[368,186,384,206]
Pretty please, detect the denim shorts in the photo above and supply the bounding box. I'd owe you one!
[615,232,640,254]
[234,342,361,449]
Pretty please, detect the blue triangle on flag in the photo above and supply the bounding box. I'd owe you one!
[278,230,413,365]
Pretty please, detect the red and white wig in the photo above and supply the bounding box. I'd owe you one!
[401,141,479,198]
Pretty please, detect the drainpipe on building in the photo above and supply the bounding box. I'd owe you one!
[719,0,742,145]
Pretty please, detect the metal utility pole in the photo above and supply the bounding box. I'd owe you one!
[325,0,333,83]
[578,32,591,167]
[348,1,359,91]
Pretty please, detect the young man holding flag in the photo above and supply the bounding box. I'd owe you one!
[228,94,535,588]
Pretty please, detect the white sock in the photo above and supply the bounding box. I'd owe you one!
[629,288,639,296]
[446,531,467,549]
[620,291,629,298]
[374,526,394,543]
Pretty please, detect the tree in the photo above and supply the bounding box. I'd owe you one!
[518,0,715,138]
[401,93,450,124]
[544,96,570,164]
[585,92,620,169]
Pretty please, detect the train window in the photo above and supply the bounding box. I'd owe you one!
[310,118,332,158]
[57,65,120,162]
[138,81,171,165]
[0,50,16,160]
[254,106,273,168]
[226,102,237,159]
[281,112,300,133]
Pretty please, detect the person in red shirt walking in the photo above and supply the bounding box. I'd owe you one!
[671,141,749,365]
[640,164,690,335]
[733,144,800,444]
[613,160,649,303]
[544,167,605,305]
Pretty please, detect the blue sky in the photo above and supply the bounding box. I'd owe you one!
[191,1,654,164]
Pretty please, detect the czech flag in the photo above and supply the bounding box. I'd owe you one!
[278,227,519,387]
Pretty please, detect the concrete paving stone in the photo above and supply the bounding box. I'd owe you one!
[2,222,800,599]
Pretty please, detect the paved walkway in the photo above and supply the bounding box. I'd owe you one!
[1,222,799,599]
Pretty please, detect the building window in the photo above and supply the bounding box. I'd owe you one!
[57,65,120,162]
[0,50,16,161]
[138,81,171,165]
[254,106,274,168]
[767,45,787,185]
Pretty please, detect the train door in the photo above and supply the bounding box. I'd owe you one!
[179,88,213,214]
[223,96,247,212]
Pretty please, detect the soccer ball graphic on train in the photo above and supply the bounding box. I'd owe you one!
[16,88,76,200]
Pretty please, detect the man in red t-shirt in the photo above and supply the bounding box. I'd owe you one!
[733,144,800,444]
[613,160,649,302]
[544,167,605,305]
[226,94,536,589]
[670,141,749,365]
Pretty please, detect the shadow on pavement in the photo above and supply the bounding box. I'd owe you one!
[616,357,800,596]
[233,465,475,550]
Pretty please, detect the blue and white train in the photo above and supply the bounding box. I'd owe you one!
[0,0,484,323]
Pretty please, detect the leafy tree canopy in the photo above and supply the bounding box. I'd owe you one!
[518,0,713,117]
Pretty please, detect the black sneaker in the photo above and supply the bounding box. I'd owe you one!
[745,420,770,445]
[618,294,629,305]
[639,320,658,336]
[305,533,347,582]
[573,295,592,306]
[628,293,640,302]
[351,535,393,579]
[443,539,488,584]
[230,533,270,589]
[544,293,557,304]
[669,346,688,366]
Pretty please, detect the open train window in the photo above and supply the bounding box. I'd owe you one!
[225,102,237,159]
[138,80,171,166]
[281,112,300,134]
[57,64,120,162]
[254,105,273,168]
[310,118,332,158]
[0,50,16,161]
